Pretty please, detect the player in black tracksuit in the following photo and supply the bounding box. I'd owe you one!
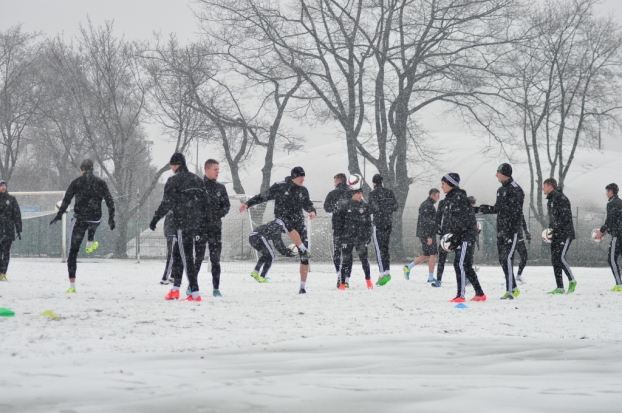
[595,183,622,289]
[543,178,576,293]
[439,173,485,301]
[479,163,524,299]
[202,159,231,296]
[323,173,350,286]
[0,180,22,281]
[160,212,176,285]
[150,153,210,301]
[516,214,530,282]
[369,174,398,286]
[50,159,115,292]
[334,189,373,289]
[241,166,316,293]
[249,219,296,280]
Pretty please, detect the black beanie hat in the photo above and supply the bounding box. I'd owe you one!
[497,163,512,177]
[442,173,460,188]
[80,159,94,171]
[170,153,186,166]
[372,174,383,184]
[291,166,305,178]
[0,180,6,187]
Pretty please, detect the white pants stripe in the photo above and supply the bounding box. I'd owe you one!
[372,226,384,274]
[561,237,575,281]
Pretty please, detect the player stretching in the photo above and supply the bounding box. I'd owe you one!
[594,183,622,291]
[543,178,577,294]
[249,220,296,282]
[369,174,398,286]
[240,166,316,294]
[404,188,440,283]
[323,173,350,287]
[334,187,373,290]
[479,163,524,300]
[50,159,115,293]
[150,153,210,301]
[438,173,486,302]
[0,180,22,281]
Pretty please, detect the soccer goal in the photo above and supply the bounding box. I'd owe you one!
[11,191,68,262]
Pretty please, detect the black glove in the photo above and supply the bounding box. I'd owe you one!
[479,205,494,214]
[149,218,157,231]
[109,219,115,231]
[50,216,61,225]
[525,231,531,243]
[17,232,21,240]
[472,206,480,214]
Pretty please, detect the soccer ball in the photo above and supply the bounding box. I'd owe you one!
[347,174,363,190]
[591,229,602,243]
[287,244,298,255]
[541,228,553,243]
[440,233,454,252]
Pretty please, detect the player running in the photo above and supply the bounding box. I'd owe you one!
[0,180,22,281]
[369,174,398,286]
[239,166,316,294]
[404,188,440,283]
[334,188,373,290]
[50,159,115,293]
[150,153,210,301]
[249,219,296,282]
[594,183,622,291]
[479,163,524,300]
[323,173,350,287]
[542,178,577,294]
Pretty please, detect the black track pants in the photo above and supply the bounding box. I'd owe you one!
[372,224,392,274]
[202,227,223,289]
[0,238,12,274]
[497,234,518,293]
[332,236,341,274]
[171,229,201,293]
[67,218,99,279]
[453,241,484,298]
[340,242,371,284]
[436,246,448,281]
[551,237,575,289]
[250,234,274,278]
[608,236,622,286]
[517,238,528,275]
[161,236,175,281]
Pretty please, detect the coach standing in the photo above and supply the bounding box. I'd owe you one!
[0,180,22,282]
[369,174,398,286]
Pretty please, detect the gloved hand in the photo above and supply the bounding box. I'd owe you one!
[17,232,21,240]
[50,216,61,225]
[526,231,531,243]
[149,219,157,231]
[478,204,493,214]
[109,219,115,231]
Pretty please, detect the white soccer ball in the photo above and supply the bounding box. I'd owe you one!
[287,244,298,255]
[440,233,454,252]
[591,229,602,243]
[542,228,553,243]
[347,174,363,190]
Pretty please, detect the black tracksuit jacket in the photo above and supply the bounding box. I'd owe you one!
[546,188,575,240]
[151,166,209,231]
[0,192,22,241]
[55,172,115,222]
[204,177,230,229]
[601,195,622,237]
[480,178,525,239]
[324,182,350,231]
[439,188,478,244]
[246,177,316,224]
[416,197,437,239]
[368,184,398,228]
[251,220,291,256]
[334,199,373,244]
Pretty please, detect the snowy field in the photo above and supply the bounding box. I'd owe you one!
[1,258,622,412]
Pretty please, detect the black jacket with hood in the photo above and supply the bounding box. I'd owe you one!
[55,171,115,222]
[0,183,22,241]
[246,177,316,224]
[479,178,525,239]
[324,181,350,232]
[546,188,575,240]
[368,184,399,228]
[439,187,478,245]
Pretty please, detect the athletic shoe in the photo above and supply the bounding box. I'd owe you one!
[567,280,577,294]
[159,278,171,285]
[185,295,202,302]
[338,284,346,290]
[471,294,487,302]
[431,280,442,287]
[0,273,7,281]
[427,275,436,283]
[259,276,269,283]
[164,290,180,300]
[66,287,76,294]
[516,274,526,284]
[250,271,262,283]
[213,289,222,297]
[512,289,520,298]
[366,279,374,290]
[377,274,391,286]
[403,266,410,280]
[85,241,99,254]
[299,288,306,294]
[500,292,514,300]
[611,285,622,292]
[548,288,565,295]
[450,296,466,303]
[186,286,192,296]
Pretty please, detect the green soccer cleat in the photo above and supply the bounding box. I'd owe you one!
[0,273,7,281]
[512,289,520,298]
[548,288,565,295]
[500,292,514,300]
[377,274,392,286]
[250,271,262,283]
[259,276,269,283]
[66,287,76,294]
[610,285,622,292]
[85,241,99,254]
[567,280,577,294]
[213,289,222,297]
[403,266,410,280]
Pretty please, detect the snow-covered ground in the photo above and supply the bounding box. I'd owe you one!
[1,258,621,412]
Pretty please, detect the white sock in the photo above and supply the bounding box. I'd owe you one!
[171,286,180,292]
[300,282,306,289]
[407,262,415,270]
[192,291,200,298]
[70,282,76,288]
[384,270,390,276]
[297,243,307,252]
[86,241,92,248]
[345,277,350,284]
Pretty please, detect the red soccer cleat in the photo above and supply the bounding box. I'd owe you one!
[471,294,487,302]
[164,290,180,300]
[185,295,202,302]
[338,284,347,290]
[450,296,466,303]
[366,280,374,290]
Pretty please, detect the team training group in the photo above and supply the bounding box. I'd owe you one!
[0,155,620,301]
